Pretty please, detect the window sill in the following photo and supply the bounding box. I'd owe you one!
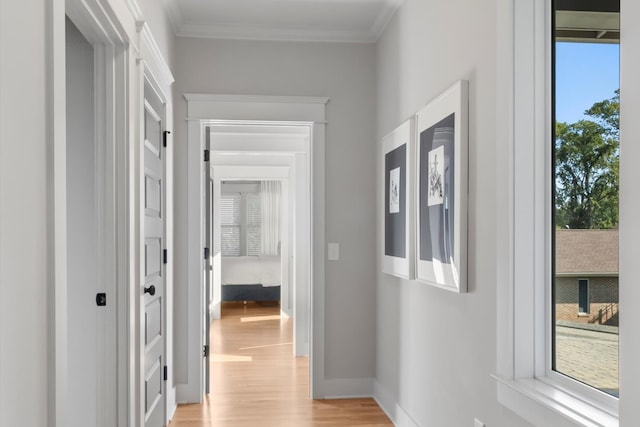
[493,375,618,427]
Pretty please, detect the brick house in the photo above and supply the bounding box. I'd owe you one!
[555,229,619,325]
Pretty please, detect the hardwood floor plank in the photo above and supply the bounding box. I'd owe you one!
[170,302,392,426]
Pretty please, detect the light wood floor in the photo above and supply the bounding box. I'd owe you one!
[170,302,392,427]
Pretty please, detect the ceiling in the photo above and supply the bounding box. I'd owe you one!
[161,0,403,43]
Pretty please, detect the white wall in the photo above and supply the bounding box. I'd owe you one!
[0,0,61,425]
[1,1,176,425]
[375,1,532,425]
[173,39,377,386]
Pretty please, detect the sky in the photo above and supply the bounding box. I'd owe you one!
[555,42,620,124]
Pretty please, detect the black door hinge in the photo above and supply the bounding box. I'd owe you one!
[204,149,210,162]
[163,130,171,147]
[163,249,168,264]
[203,345,209,358]
[163,365,168,381]
[204,247,210,260]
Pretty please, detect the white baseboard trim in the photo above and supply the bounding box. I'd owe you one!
[175,383,201,404]
[374,381,420,427]
[317,377,375,399]
[295,341,309,357]
[167,386,177,423]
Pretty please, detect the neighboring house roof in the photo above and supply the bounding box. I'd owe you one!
[556,229,619,275]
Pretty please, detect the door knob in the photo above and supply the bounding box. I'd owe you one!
[144,285,156,296]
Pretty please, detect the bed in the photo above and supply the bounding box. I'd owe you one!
[221,255,281,302]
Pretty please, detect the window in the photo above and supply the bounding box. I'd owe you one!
[220,190,261,256]
[552,0,619,398]
[578,279,589,314]
[246,193,261,256]
[220,193,241,256]
[495,0,620,425]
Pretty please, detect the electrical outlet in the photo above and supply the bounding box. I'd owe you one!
[474,419,486,427]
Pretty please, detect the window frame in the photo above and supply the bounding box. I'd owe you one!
[494,0,619,425]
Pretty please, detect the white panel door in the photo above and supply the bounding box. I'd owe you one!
[143,97,166,427]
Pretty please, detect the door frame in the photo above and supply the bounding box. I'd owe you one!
[183,94,328,401]
[63,1,131,425]
[211,164,292,320]
[55,1,175,425]
[208,124,307,356]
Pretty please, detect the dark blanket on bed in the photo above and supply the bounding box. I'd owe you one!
[222,284,281,302]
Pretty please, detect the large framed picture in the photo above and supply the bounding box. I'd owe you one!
[382,119,415,279]
[416,80,468,292]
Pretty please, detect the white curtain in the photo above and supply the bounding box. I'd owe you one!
[261,181,281,255]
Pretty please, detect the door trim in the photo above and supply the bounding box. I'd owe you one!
[54,2,174,426]
[182,95,327,401]
[62,1,132,426]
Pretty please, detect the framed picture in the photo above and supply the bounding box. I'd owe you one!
[382,119,415,279]
[416,80,468,292]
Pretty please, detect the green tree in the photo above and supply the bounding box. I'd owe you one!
[555,90,619,229]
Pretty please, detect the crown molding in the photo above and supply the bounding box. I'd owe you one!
[176,23,377,43]
[370,0,403,40]
[160,0,184,34]
[163,0,403,43]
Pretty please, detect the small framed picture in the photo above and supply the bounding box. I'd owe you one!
[416,80,468,292]
[382,119,415,279]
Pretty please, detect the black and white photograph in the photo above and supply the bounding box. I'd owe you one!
[389,166,401,213]
[416,81,468,292]
[427,145,445,206]
[382,119,415,279]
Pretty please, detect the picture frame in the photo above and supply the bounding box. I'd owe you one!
[382,118,415,279]
[415,80,468,292]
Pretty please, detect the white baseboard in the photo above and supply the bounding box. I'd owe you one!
[316,377,375,399]
[167,386,177,423]
[176,383,201,404]
[374,381,420,427]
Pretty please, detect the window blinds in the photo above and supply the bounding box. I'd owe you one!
[220,193,241,256]
[220,192,261,256]
[246,193,262,256]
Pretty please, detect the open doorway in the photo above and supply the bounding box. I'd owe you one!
[217,180,285,315]
[207,122,308,354]
[205,123,310,401]
[182,95,328,403]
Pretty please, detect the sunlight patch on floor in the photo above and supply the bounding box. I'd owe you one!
[239,342,292,350]
[212,353,253,362]
[240,314,281,323]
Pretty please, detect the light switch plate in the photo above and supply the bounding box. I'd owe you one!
[328,243,340,261]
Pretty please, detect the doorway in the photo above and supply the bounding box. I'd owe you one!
[207,123,310,399]
[182,94,328,402]
[64,9,125,426]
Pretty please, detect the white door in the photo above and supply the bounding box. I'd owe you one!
[143,86,166,427]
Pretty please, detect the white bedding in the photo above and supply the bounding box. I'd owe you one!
[221,255,281,287]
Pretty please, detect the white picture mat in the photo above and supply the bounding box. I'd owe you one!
[416,80,468,292]
[382,118,415,280]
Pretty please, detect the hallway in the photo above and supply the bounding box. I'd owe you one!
[171,302,392,426]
